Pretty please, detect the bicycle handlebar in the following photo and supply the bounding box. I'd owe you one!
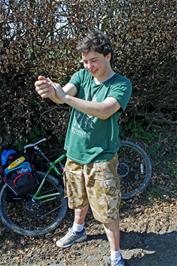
[24,138,47,150]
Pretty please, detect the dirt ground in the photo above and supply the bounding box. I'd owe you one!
[0,197,177,266]
[0,126,177,266]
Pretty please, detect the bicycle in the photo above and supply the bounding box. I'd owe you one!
[0,138,152,236]
[118,139,152,200]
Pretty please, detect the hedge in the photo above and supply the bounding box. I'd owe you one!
[0,0,176,147]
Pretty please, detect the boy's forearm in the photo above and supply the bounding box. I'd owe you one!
[49,83,119,119]
[63,95,117,120]
[49,83,65,104]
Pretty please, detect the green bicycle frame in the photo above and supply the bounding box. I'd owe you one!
[32,154,66,202]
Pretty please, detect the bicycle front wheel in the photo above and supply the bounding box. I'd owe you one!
[0,171,67,236]
[118,140,152,200]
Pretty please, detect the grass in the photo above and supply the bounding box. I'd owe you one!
[121,120,177,200]
[166,161,177,181]
[146,185,164,199]
[122,121,159,144]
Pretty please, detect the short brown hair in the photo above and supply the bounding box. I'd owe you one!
[76,29,114,64]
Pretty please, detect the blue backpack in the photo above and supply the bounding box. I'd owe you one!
[0,149,38,196]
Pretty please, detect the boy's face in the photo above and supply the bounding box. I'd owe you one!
[81,50,111,80]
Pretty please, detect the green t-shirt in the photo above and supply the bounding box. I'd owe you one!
[64,69,132,164]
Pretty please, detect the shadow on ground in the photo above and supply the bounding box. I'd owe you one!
[85,230,177,266]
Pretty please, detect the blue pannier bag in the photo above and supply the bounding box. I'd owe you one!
[1,149,38,196]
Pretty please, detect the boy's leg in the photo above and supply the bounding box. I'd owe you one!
[56,205,88,249]
[103,219,120,251]
[56,205,89,248]
[85,155,125,265]
[56,158,89,248]
[74,204,89,224]
[104,220,125,266]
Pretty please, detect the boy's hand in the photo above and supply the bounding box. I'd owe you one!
[34,75,56,99]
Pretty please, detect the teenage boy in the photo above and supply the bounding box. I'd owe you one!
[35,29,132,266]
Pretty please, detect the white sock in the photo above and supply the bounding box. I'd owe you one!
[111,250,121,261]
[72,222,84,232]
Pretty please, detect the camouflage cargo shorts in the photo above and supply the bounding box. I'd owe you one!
[64,155,121,224]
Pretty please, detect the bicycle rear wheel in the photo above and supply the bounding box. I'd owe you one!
[118,140,152,200]
[0,171,67,236]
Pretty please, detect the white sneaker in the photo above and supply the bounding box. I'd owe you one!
[56,228,87,248]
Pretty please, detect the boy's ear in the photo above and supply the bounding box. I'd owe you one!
[106,53,112,61]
